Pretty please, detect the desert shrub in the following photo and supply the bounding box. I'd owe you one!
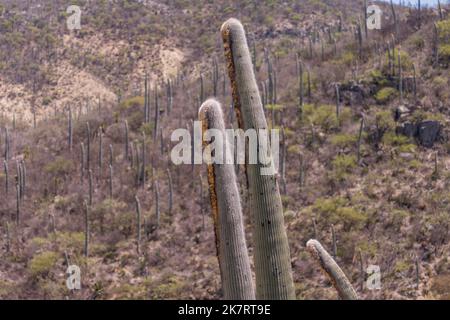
[311,196,367,229]
[382,132,416,153]
[91,199,133,237]
[44,157,74,177]
[303,104,351,133]
[330,154,357,182]
[150,275,188,300]
[409,34,425,50]
[374,87,397,104]
[120,96,144,112]
[330,133,357,149]
[28,251,58,278]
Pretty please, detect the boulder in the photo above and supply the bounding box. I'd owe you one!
[396,122,417,138]
[417,121,441,148]
[396,120,442,148]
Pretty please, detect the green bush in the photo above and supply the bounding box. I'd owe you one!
[375,87,397,104]
[331,155,357,182]
[330,133,357,149]
[311,197,367,229]
[29,251,58,278]
[44,157,74,176]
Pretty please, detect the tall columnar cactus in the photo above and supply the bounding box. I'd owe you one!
[80,142,86,181]
[98,131,103,179]
[16,183,20,225]
[86,122,91,171]
[390,0,398,42]
[4,160,8,195]
[335,84,340,122]
[109,144,113,168]
[16,160,21,200]
[124,120,130,161]
[357,117,365,164]
[307,69,312,99]
[135,196,141,254]
[221,18,295,299]
[296,54,304,118]
[413,64,417,101]
[199,73,205,104]
[4,128,10,160]
[167,78,173,115]
[167,169,173,216]
[109,164,113,199]
[438,0,443,21]
[213,58,219,97]
[199,174,205,230]
[356,22,363,59]
[19,160,26,198]
[154,84,160,140]
[84,200,89,257]
[331,224,337,259]
[398,47,403,101]
[199,98,255,300]
[141,132,146,186]
[418,0,421,29]
[363,0,368,38]
[5,222,10,253]
[306,239,358,300]
[154,180,160,228]
[144,73,149,123]
[88,169,93,206]
[359,249,364,291]
[433,23,439,66]
[68,106,73,152]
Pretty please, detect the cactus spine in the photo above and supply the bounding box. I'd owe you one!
[199,98,255,300]
[221,18,295,299]
[306,239,358,300]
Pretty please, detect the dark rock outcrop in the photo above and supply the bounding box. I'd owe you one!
[396,120,442,148]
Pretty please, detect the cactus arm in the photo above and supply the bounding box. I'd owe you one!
[306,239,358,300]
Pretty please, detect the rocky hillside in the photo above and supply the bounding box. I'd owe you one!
[0,0,449,299]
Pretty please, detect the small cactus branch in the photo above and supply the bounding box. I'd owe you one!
[306,239,358,300]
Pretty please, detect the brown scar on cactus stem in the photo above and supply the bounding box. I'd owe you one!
[306,239,359,300]
[221,20,248,188]
[199,106,221,259]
